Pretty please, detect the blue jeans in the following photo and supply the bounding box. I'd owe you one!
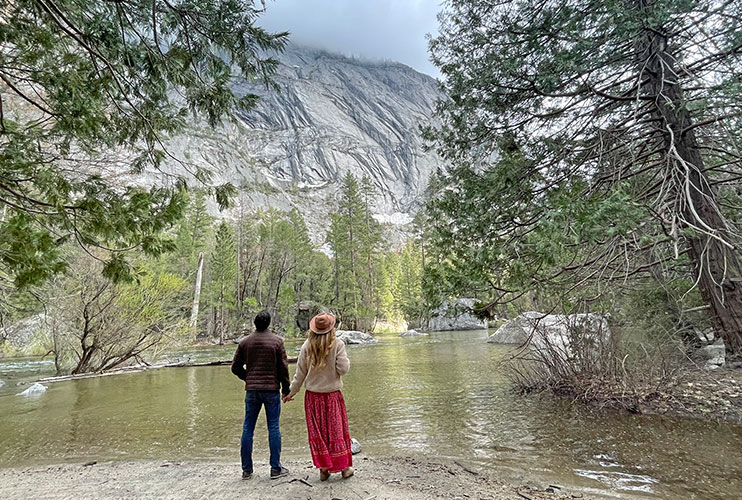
[241,390,282,472]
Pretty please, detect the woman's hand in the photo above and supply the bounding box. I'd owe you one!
[282,393,294,403]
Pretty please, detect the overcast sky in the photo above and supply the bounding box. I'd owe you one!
[259,0,442,77]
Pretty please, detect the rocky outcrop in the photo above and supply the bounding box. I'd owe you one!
[487,312,611,359]
[428,298,487,331]
[147,45,445,241]
[399,329,428,337]
[336,330,378,345]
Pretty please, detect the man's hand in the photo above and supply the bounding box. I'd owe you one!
[282,394,294,403]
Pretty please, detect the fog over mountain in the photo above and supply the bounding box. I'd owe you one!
[164,44,444,236]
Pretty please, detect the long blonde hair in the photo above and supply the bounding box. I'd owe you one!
[307,329,336,369]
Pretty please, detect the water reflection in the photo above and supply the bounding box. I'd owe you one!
[1,331,741,500]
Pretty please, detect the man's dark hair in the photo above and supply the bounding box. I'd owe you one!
[254,310,271,331]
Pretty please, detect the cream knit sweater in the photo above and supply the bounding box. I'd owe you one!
[288,338,350,395]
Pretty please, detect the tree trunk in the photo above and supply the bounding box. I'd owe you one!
[642,14,742,359]
[189,252,204,340]
[219,283,225,345]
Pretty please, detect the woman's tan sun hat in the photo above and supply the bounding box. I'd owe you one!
[309,312,336,335]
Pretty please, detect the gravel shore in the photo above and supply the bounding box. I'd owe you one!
[0,456,591,499]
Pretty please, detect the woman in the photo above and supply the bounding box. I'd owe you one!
[283,312,354,480]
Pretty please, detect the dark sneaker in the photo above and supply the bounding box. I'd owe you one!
[270,466,290,479]
[242,470,253,480]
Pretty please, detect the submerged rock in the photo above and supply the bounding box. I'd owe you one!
[351,438,362,455]
[428,298,487,331]
[487,312,611,359]
[336,330,378,345]
[399,329,428,337]
[17,383,47,396]
[0,379,4,388]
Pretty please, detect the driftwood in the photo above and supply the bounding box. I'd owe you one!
[515,489,534,500]
[37,356,298,384]
[453,460,479,475]
[273,476,313,488]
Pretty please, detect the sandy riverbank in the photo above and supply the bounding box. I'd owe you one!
[0,456,590,500]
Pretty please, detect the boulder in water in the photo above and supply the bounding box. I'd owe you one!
[336,330,378,345]
[486,312,547,344]
[428,298,487,331]
[350,438,361,455]
[487,312,611,359]
[399,329,428,337]
[18,382,47,396]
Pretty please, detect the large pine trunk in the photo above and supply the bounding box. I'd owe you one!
[642,12,742,360]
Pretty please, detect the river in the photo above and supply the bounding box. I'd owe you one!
[0,330,740,499]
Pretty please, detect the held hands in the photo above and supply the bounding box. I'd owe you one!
[282,393,294,403]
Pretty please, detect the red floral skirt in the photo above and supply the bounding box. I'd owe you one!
[304,390,353,473]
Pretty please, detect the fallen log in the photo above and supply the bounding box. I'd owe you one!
[37,356,298,384]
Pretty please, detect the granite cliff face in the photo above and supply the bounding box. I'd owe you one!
[166,45,444,235]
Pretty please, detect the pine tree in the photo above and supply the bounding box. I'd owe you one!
[359,176,383,321]
[328,173,382,330]
[395,242,425,327]
[208,221,237,344]
[172,190,212,276]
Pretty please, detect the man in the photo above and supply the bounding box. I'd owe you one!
[231,310,291,480]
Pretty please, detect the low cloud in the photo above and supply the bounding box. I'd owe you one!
[259,0,441,77]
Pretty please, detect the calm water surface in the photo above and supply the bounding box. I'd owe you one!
[1,331,740,499]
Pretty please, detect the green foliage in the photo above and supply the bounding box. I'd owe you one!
[327,173,384,330]
[42,250,190,374]
[0,0,287,286]
[171,190,213,274]
[207,221,237,342]
[394,241,426,326]
[623,280,709,347]
[277,285,297,337]
[425,0,742,340]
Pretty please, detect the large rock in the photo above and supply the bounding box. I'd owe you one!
[487,312,611,359]
[17,383,47,396]
[696,339,725,370]
[428,298,487,331]
[336,330,378,345]
[399,329,428,337]
[295,301,324,333]
[350,438,362,455]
